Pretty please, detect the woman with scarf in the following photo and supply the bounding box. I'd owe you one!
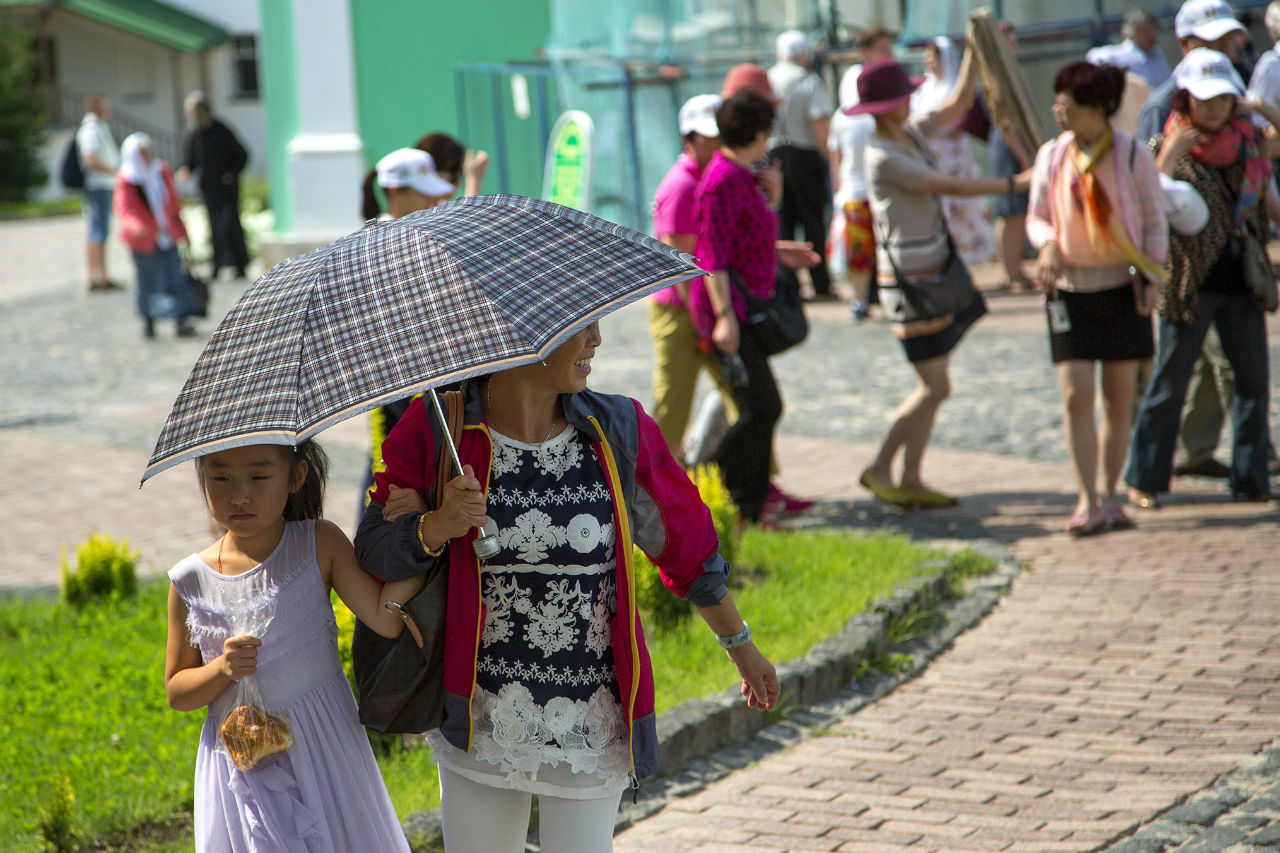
[1027,62,1169,536]
[115,132,199,339]
[911,37,997,268]
[1126,49,1279,506]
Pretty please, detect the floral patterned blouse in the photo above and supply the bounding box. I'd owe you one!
[426,424,630,798]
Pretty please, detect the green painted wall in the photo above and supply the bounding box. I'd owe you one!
[349,0,550,189]
[259,0,299,233]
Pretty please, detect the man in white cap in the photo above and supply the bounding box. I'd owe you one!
[768,30,836,301]
[647,94,734,458]
[1137,0,1246,143]
[1134,0,1249,480]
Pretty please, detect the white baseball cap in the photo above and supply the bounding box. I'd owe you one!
[1174,0,1245,41]
[678,94,721,138]
[1159,173,1210,235]
[1175,47,1245,99]
[375,148,455,197]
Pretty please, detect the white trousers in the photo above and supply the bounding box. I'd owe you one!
[438,765,624,853]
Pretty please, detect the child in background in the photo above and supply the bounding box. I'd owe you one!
[164,439,421,852]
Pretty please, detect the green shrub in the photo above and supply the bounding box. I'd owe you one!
[634,462,741,632]
[240,172,269,215]
[60,533,139,608]
[37,776,78,853]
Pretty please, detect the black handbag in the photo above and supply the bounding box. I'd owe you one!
[880,234,977,324]
[726,269,808,356]
[353,391,463,734]
[1205,166,1278,313]
[1237,225,1278,312]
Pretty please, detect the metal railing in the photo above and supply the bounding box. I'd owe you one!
[50,86,184,166]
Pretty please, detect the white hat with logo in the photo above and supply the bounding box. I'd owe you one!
[1174,0,1245,41]
[1175,47,1245,99]
[678,94,722,138]
[375,148,455,197]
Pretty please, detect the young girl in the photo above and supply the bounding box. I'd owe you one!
[164,439,422,851]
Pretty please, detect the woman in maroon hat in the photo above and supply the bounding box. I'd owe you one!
[853,49,1030,509]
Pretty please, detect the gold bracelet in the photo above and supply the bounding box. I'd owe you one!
[416,513,446,557]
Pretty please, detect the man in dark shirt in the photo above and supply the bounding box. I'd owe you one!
[179,92,251,279]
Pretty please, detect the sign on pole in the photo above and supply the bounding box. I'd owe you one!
[542,110,594,211]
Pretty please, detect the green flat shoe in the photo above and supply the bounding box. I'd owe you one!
[859,468,909,507]
[896,486,959,509]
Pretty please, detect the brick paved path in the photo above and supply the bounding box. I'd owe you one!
[614,443,1279,852]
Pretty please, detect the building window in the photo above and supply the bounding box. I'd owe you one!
[230,34,259,99]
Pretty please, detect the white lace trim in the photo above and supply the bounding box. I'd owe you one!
[470,682,629,785]
[477,656,616,688]
[491,505,615,564]
[481,571,615,659]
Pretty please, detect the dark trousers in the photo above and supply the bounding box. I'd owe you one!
[1125,290,1271,496]
[204,184,249,273]
[772,145,831,297]
[713,324,781,521]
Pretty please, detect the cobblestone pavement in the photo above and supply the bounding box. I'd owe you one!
[2,215,1279,851]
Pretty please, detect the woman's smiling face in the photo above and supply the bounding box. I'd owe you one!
[540,320,602,394]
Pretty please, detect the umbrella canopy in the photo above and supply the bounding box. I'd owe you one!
[142,194,701,483]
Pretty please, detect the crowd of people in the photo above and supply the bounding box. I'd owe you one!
[648,3,1275,538]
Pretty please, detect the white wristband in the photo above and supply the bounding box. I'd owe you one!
[716,622,752,649]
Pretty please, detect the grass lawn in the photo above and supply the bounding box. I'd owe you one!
[0,198,82,220]
[0,527,962,851]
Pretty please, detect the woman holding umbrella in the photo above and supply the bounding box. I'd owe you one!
[355,321,780,852]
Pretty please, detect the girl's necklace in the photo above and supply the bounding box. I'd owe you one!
[216,533,226,574]
[486,381,559,444]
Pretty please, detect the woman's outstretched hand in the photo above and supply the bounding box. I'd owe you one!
[727,643,781,711]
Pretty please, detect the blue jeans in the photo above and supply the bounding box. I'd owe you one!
[1125,290,1271,496]
[132,246,197,321]
[84,189,112,244]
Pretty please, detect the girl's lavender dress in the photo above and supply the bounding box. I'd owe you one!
[168,520,410,852]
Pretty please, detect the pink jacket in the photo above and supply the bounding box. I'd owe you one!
[1026,129,1167,263]
[114,162,187,254]
[356,385,729,781]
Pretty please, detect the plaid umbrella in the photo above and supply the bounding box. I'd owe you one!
[142,194,701,483]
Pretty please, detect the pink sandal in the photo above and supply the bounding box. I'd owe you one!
[1066,509,1106,537]
[1102,502,1136,531]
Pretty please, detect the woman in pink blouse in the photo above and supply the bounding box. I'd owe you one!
[1026,62,1167,536]
[690,88,786,524]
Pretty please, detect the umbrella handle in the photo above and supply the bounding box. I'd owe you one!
[428,389,500,561]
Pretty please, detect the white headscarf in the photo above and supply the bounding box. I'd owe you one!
[911,36,961,115]
[119,132,169,229]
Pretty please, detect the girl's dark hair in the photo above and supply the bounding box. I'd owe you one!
[416,132,465,185]
[1054,62,1126,118]
[715,89,776,149]
[361,168,382,221]
[282,440,328,522]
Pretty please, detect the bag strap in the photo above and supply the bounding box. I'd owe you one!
[433,390,464,510]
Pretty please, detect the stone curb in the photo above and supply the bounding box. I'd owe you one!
[402,538,1021,849]
[1098,738,1280,853]
[612,538,1020,834]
